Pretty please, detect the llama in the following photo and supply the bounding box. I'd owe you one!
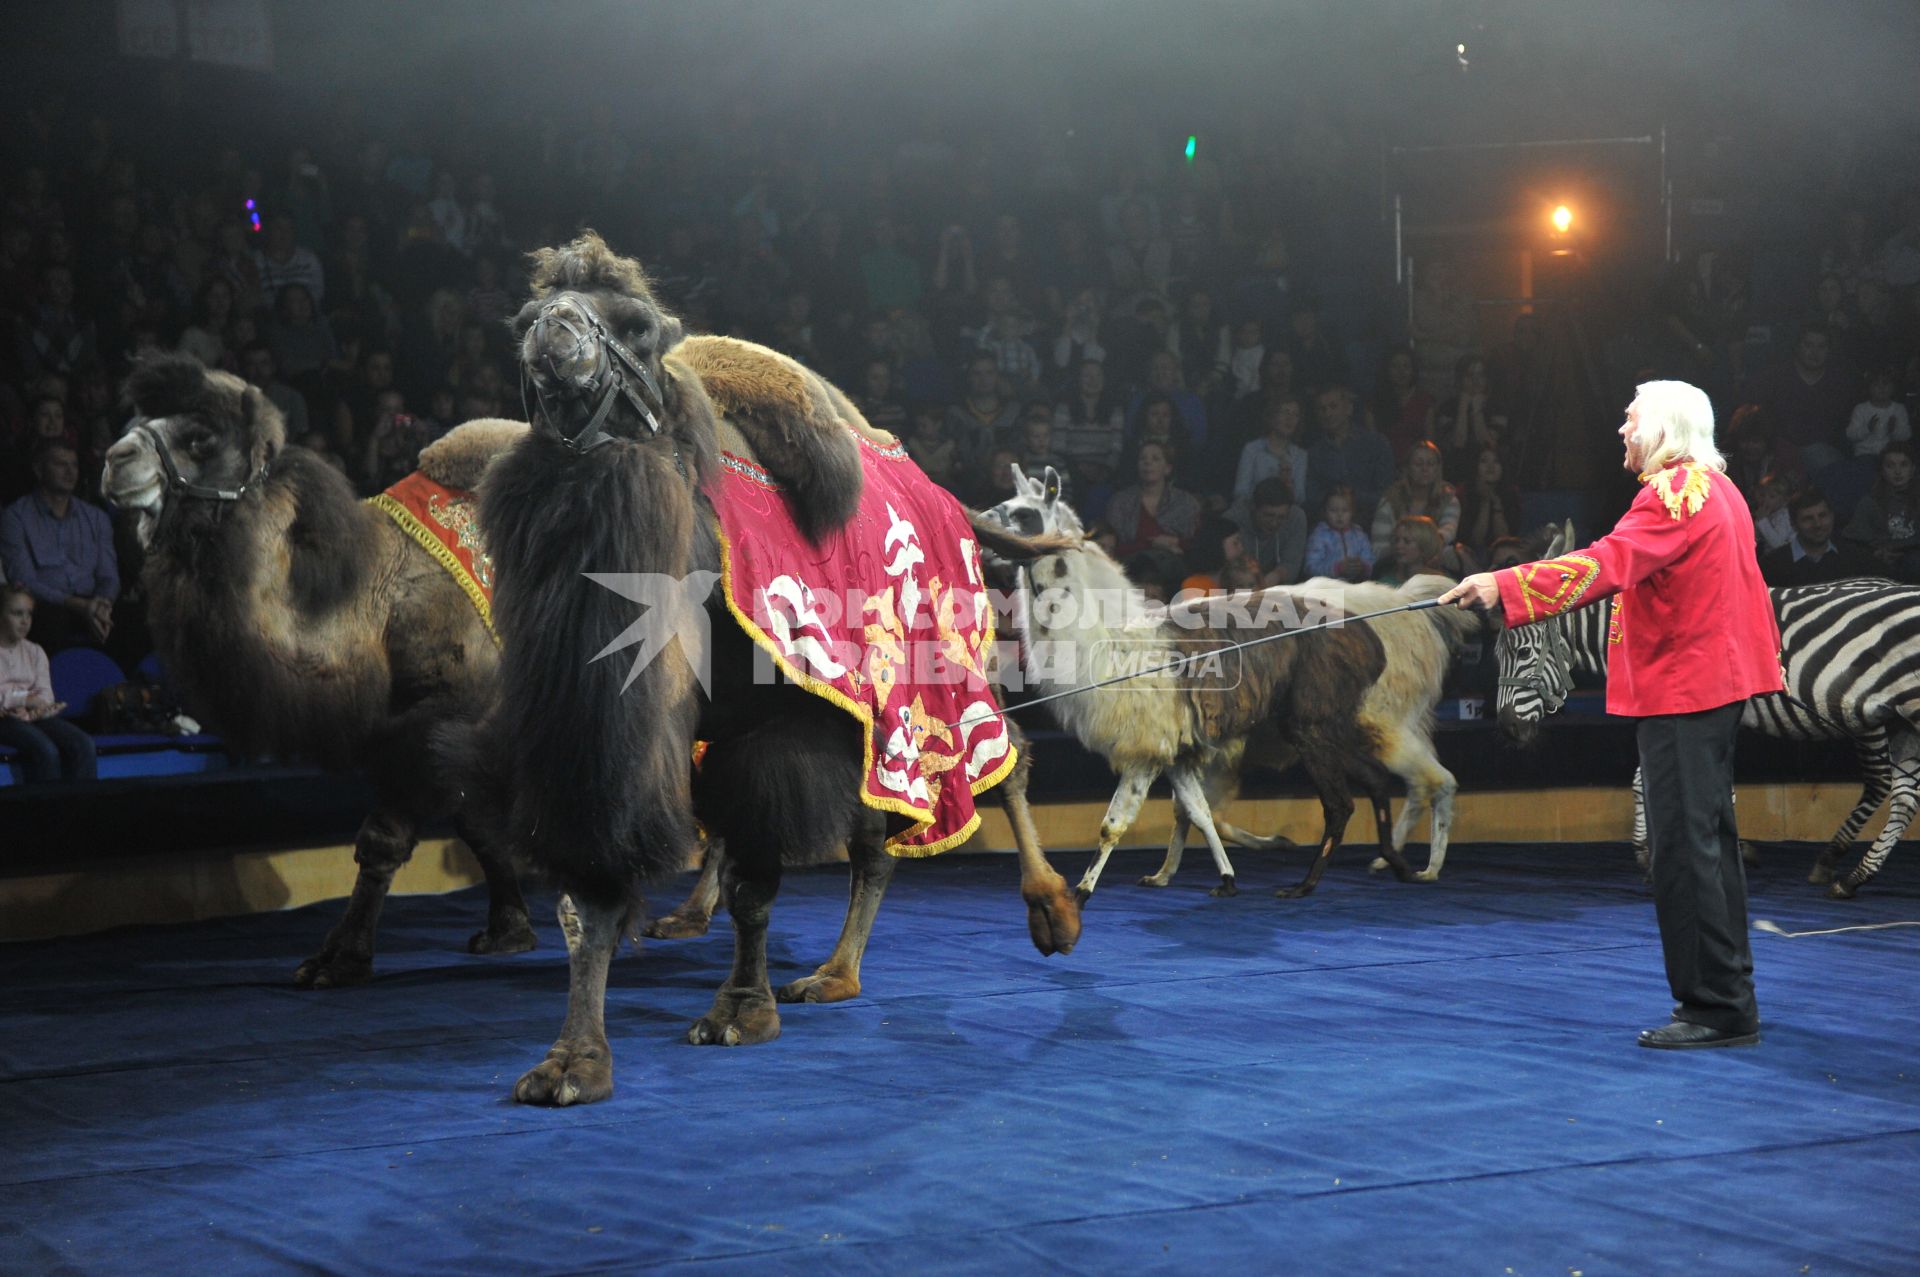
[987,465,1475,894]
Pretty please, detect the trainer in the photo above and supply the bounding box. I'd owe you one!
[1441,381,1783,1049]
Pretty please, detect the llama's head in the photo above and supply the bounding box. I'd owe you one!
[107,354,286,546]
[981,463,1084,542]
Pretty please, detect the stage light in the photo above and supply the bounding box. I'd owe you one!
[1184,135,1197,164]
[245,197,260,233]
[1551,204,1573,234]
[1456,42,1469,68]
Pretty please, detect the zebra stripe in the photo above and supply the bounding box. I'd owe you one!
[1497,578,1920,894]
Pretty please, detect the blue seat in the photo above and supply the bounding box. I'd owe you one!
[48,647,125,722]
[136,652,167,684]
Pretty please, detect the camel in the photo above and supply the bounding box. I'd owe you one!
[103,355,535,986]
[474,232,1078,1105]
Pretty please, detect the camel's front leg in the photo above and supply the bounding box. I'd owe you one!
[513,891,627,1106]
[778,817,894,1004]
[294,808,416,988]
[1166,767,1240,896]
[644,836,725,940]
[688,858,783,1046]
[1076,768,1157,903]
[997,732,1080,955]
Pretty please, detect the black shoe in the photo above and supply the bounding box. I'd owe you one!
[1637,1021,1760,1050]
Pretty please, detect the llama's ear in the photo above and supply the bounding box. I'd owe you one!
[1009,462,1031,493]
[1042,465,1063,505]
[1561,518,1576,550]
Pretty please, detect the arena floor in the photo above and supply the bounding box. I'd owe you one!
[4,842,1917,1274]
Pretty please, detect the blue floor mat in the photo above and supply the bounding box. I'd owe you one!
[3,841,1917,1275]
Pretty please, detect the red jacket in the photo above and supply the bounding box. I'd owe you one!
[1495,465,1784,717]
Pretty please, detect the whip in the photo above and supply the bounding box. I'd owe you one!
[1754,919,1920,938]
[955,597,1444,730]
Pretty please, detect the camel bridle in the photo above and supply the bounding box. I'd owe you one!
[128,419,268,503]
[520,294,667,455]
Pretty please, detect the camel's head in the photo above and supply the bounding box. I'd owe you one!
[107,354,285,546]
[513,231,685,454]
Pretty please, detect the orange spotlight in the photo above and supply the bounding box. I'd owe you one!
[1551,204,1573,234]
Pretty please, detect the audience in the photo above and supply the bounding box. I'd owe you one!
[1760,489,1873,586]
[1841,440,1920,579]
[1303,484,1374,582]
[0,583,96,782]
[0,439,119,654]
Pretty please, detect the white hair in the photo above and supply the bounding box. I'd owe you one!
[1632,380,1724,473]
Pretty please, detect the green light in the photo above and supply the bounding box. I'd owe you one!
[1184,135,1197,163]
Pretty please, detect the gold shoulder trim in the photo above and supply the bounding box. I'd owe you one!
[1640,465,1712,521]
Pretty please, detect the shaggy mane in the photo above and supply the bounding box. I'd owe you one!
[525,230,664,304]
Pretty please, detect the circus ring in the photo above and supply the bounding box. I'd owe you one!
[3,714,1917,1274]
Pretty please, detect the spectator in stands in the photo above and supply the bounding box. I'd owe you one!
[1013,405,1073,499]
[1105,440,1200,568]
[0,439,118,653]
[332,347,396,452]
[1305,384,1394,518]
[1722,404,1804,501]
[1455,445,1521,561]
[1842,440,1920,580]
[464,253,512,327]
[1179,515,1262,595]
[1373,515,1448,586]
[1433,354,1505,481]
[855,358,908,438]
[240,342,310,441]
[6,395,78,503]
[1303,484,1373,582]
[946,353,1019,476]
[267,282,336,394]
[1169,287,1226,398]
[0,583,96,782]
[1106,197,1172,308]
[253,212,325,306]
[1846,367,1910,458]
[904,402,959,490]
[1231,394,1308,513]
[361,390,435,491]
[1760,489,1871,586]
[1370,440,1459,559]
[858,215,922,315]
[1235,476,1307,587]
[1051,357,1125,496]
[177,276,236,371]
[1371,345,1436,463]
[206,218,264,317]
[971,276,1041,397]
[1751,474,1793,553]
[1283,295,1349,398]
[1756,323,1855,472]
[1050,288,1107,379]
[15,265,97,380]
[1128,350,1208,449]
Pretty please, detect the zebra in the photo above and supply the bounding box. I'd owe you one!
[1496,527,1916,898]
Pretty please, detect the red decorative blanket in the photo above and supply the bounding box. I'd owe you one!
[705,433,1015,856]
[369,472,496,637]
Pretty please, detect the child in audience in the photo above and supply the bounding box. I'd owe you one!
[0,583,97,782]
[1303,485,1374,581]
[1846,367,1911,457]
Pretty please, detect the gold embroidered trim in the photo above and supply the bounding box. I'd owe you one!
[1640,465,1712,521]
[368,493,497,641]
[1513,554,1601,623]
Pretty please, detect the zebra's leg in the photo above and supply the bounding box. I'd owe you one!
[1833,749,1920,898]
[1811,737,1893,884]
[1076,767,1157,902]
[1632,766,1651,877]
[1166,766,1240,897]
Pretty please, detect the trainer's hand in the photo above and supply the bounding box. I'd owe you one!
[1440,572,1502,610]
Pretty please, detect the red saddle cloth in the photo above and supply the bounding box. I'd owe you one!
[705,433,1015,856]
[369,472,496,636]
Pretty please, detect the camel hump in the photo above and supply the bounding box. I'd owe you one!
[675,334,866,539]
[418,418,529,492]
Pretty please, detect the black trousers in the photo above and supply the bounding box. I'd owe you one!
[1636,701,1759,1033]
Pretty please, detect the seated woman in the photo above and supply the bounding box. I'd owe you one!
[1370,440,1460,559]
[1454,445,1521,561]
[1230,394,1308,514]
[0,583,96,783]
[1104,440,1201,584]
[1842,440,1920,581]
[1432,354,1507,481]
[1372,515,1450,586]
[1371,344,1436,463]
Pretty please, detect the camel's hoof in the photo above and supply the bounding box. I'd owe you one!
[641,911,713,941]
[1827,880,1861,900]
[1273,884,1315,900]
[1024,885,1081,956]
[293,951,373,989]
[1208,875,1239,898]
[1136,874,1171,889]
[513,1046,613,1106]
[687,994,781,1047]
[468,916,537,955]
[776,971,861,1004]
